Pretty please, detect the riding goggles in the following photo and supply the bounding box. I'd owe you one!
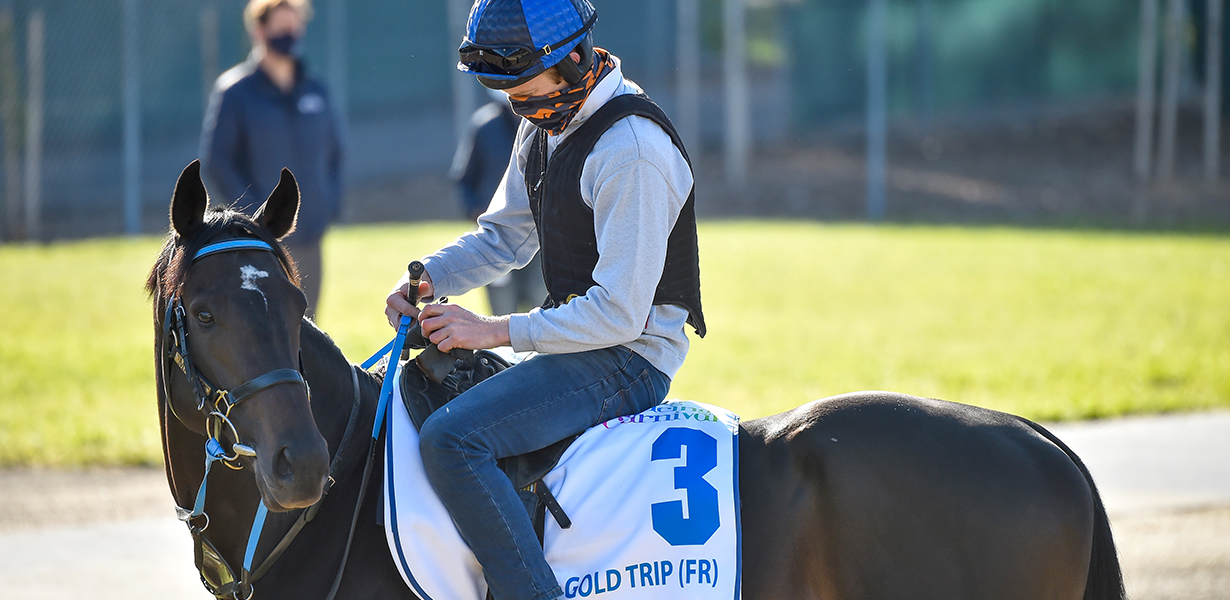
[457,11,597,80]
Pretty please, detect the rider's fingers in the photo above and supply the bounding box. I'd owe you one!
[417,280,434,302]
[427,326,452,350]
[386,287,405,310]
[419,302,460,320]
[385,289,423,330]
[419,307,449,336]
[432,326,462,352]
[419,315,438,335]
[384,290,405,328]
[436,337,455,352]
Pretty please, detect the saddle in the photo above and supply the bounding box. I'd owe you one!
[397,323,575,537]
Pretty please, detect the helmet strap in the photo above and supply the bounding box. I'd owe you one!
[556,36,594,85]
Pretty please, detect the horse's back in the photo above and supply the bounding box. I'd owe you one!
[739,391,1094,600]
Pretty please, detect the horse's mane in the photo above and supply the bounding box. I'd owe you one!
[145,207,301,309]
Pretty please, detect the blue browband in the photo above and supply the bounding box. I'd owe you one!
[194,239,276,261]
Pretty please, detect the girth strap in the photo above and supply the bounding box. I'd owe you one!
[532,480,572,529]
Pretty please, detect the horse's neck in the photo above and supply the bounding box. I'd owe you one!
[252,323,393,597]
[298,319,381,450]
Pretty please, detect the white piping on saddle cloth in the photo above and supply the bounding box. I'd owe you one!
[381,362,487,600]
[382,361,742,600]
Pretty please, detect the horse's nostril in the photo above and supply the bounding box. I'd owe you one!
[275,446,295,481]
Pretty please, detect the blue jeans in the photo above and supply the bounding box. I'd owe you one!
[418,346,669,600]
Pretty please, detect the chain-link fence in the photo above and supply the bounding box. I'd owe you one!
[0,0,251,241]
[0,0,1172,242]
[0,0,457,242]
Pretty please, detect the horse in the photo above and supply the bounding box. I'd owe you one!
[149,161,1125,600]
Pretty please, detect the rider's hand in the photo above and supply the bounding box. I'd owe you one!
[418,303,511,352]
[385,269,434,329]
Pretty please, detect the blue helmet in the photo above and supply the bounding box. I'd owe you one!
[458,0,598,90]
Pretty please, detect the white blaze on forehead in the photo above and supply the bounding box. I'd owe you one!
[240,265,271,308]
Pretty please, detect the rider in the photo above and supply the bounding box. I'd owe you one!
[385,1,705,598]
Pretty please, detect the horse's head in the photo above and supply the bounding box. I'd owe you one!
[150,160,330,512]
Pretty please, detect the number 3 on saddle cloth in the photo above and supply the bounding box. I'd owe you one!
[381,355,742,600]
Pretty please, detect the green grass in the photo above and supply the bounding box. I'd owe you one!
[0,237,164,466]
[676,222,1230,420]
[1,221,1227,466]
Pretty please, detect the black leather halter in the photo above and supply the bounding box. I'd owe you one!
[161,238,308,463]
[159,237,365,600]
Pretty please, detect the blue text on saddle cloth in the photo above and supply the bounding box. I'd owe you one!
[382,379,742,600]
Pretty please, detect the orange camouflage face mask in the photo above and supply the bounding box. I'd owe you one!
[507,48,616,136]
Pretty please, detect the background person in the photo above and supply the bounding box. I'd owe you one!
[451,89,547,315]
[385,1,705,598]
[200,0,343,319]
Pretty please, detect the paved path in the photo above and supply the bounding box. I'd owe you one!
[0,518,204,599]
[1047,410,1230,515]
[2,410,1228,599]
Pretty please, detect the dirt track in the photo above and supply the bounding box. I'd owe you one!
[1114,506,1230,599]
[1,466,1228,599]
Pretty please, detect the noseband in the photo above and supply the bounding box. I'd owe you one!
[162,238,308,465]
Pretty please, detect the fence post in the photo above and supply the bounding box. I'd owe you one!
[913,0,934,131]
[327,0,348,125]
[449,0,476,150]
[0,4,18,242]
[200,1,219,112]
[677,0,700,154]
[866,0,889,221]
[723,0,749,189]
[1134,0,1159,183]
[1156,0,1185,183]
[121,0,142,235]
[1204,0,1223,184]
[24,9,42,241]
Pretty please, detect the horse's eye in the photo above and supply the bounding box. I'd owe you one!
[196,311,214,325]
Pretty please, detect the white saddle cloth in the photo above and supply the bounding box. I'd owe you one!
[381,361,742,600]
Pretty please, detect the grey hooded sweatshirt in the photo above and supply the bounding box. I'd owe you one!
[422,56,695,380]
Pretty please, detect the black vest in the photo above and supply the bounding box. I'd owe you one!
[526,93,706,338]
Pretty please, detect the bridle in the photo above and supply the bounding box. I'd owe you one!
[160,237,362,600]
[162,238,308,465]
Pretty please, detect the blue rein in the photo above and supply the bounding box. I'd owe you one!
[239,312,413,584]
[366,315,414,439]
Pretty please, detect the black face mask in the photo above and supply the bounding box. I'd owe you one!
[265,32,302,57]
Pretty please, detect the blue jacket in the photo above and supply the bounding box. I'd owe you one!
[451,100,520,220]
[200,57,343,242]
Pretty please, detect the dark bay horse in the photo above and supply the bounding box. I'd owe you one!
[150,161,1124,600]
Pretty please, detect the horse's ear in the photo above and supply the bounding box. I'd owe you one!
[170,160,208,237]
[254,168,300,240]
